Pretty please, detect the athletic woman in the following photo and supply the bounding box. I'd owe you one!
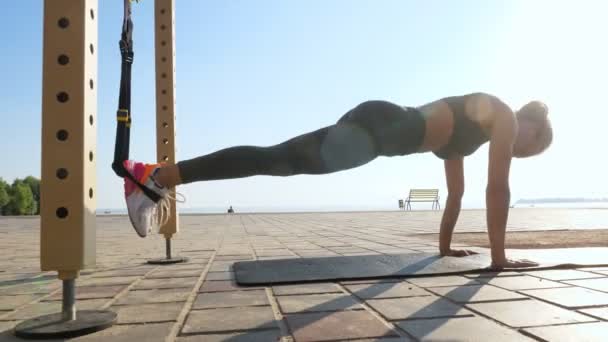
[121,92,553,269]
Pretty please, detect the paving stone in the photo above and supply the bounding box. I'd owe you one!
[286,311,400,341]
[182,306,277,334]
[199,280,264,293]
[0,282,60,295]
[346,282,430,299]
[0,294,44,310]
[277,294,361,313]
[340,279,402,285]
[523,322,608,342]
[147,268,203,278]
[464,271,523,278]
[427,284,528,303]
[397,315,536,341]
[579,307,608,320]
[176,330,283,342]
[45,285,126,301]
[273,283,341,295]
[295,252,339,257]
[520,287,608,308]
[214,255,253,261]
[209,262,234,272]
[467,299,597,327]
[367,296,472,321]
[205,272,235,281]
[475,275,570,290]
[111,302,184,324]
[91,268,154,278]
[72,322,174,342]
[524,269,604,281]
[3,299,107,320]
[0,321,18,333]
[564,278,608,292]
[134,277,198,290]
[406,276,478,288]
[78,276,140,287]
[114,288,191,305]
[193,290,268,309]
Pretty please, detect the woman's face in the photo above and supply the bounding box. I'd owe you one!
[513,119,543,157]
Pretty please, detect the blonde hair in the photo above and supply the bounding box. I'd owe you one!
[516,101,553,155]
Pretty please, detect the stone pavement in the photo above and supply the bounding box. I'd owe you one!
[0,208,607,341]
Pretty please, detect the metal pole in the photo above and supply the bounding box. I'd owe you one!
[61,279,76,321]
[166,238,172,260]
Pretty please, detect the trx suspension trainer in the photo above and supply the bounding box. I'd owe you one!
[112,0,161,202]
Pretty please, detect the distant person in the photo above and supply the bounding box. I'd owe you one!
[121,93,552,269]
[227,206,234,214]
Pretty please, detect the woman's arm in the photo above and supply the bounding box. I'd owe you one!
[439,158,468,255]
[484,97,537,268]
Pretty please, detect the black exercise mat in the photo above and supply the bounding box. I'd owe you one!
[234,248,608,285]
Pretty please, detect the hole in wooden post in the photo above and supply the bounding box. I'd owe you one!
[56,130,69,141]
[161,24,166,30]
[56,92,69,103]
[163,156,169,161]
[89,79,94,90]
[89,151,94,162]
[161,89,167,95]
[161,73,167,78]
[57,54,69,65]
[162,105,168,111]
[161,41,166,46]
[89,188,94,199]
[160,9,166,14]
[56,207,68,219]
[161,56,167,62]
[89,115,94,126]
[162,122,169,128]
[90,9,95,20]
[90,44,94,54]
[56,168,69,179]
[163,138,169,145]
[58,18,70,29]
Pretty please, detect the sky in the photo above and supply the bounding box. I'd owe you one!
[1,0,607,212]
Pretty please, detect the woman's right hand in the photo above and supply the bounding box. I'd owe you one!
[491,258,539,269]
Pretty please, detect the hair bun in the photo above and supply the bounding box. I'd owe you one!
[519,101,548,119]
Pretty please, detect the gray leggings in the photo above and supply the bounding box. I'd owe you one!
[176,100,426,184]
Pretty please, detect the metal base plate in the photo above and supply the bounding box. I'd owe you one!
[147,256,189,265]
[14,310,116,340]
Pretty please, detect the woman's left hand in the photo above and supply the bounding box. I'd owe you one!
[440,249,479,257]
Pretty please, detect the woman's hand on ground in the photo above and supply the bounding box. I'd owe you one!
[491,258,539,269]
[440,249,479,257]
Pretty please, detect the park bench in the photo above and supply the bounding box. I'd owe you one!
[400,189,441,210]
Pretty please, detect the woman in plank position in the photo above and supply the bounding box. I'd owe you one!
[122,92,552,269]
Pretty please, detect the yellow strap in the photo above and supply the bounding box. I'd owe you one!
[117,116,130,122]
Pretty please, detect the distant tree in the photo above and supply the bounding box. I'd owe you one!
[4,179,35,215]
[0,178,9,214]
[23,176,40,214]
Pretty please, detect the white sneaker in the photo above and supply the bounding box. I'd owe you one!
[122,160,182,237]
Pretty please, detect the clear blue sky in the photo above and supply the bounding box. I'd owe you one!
[2,1,607,212]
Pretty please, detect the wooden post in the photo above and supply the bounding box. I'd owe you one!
[155,0,178,239]
[15,0,117,338]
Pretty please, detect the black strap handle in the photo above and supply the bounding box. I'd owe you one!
[112,0,161,203]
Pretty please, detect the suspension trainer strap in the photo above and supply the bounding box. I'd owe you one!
[112,0,161,203]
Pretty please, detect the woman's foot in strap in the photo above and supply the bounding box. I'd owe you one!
[122,160,183,237]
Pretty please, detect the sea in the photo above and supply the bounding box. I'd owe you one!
[96,201,608,215]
